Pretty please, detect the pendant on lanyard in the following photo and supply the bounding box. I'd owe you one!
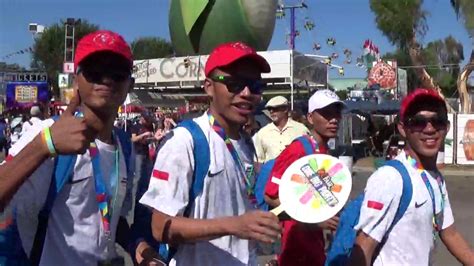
[208,114,256,204]
[89,137,120,240]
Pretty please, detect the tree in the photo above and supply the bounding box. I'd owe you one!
[369,0,444,97]
[31,20,99,96]
[130,37,174,60]
[451,0,474,113]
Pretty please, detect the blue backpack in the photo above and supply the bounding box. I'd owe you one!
[0,125,132,266]
[325,160,413,266]
[129,120,211,263]
[254,135,315,211]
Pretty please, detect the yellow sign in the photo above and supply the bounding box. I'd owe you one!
[15,85,38,103]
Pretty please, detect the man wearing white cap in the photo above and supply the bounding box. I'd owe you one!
[264,89,344,266]
[254,96,309,163]
[22,105,44,134]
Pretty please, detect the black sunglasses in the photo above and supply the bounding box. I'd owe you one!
[210,75,266,95]
[405,115,448,132]
[267,106,288,112]
[77,67,131,83]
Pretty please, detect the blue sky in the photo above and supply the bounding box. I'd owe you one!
[0,0,472,78]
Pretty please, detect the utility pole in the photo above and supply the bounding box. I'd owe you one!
[277,1,307,110]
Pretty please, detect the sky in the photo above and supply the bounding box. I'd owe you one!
[0,0,472,79]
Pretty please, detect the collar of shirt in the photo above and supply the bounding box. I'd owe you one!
[269,118,299,133]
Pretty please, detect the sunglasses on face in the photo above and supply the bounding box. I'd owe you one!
[77,66,131,83]
[210,75,266,95]
[267,106,287,112]
[405,115,448,132]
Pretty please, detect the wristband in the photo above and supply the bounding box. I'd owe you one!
[42,127,57,157]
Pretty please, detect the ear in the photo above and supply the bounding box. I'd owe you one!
[397,122,407,138]
[307,112,314,126]
[204,78,214,98]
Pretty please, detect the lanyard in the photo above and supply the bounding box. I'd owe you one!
[208,114,256,202]
[406,154,445,235]
[89,137,120,239]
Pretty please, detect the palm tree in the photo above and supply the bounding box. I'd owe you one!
[451,0,474,113]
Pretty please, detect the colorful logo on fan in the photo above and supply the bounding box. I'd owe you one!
[290,158,347,209]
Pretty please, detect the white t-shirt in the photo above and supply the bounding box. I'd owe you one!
[139,112,257,266]
[355,150,454,266]
[8,118,132,266]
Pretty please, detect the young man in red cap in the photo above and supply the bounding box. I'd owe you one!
[0,30,137,265]
[264,89,344,266]
[138,42,281,265]
[350,88,474,265]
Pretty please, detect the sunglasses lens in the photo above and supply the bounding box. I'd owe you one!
[82,69,129,83]
[407,116,447,131]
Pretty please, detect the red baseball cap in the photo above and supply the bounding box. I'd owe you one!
[74,30,133,71]
[204,42,271,77]
[400,88,445,121]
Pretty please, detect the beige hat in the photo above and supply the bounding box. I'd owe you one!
[265,96,289,108]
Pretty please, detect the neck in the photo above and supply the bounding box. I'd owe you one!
[405,146,437,171]
[208,107,240,139]
[82,106,116,145]
[311,130,329,149]
[274,117,289,130]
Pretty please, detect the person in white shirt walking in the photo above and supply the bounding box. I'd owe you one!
[350,88,474,266]
[254,96,309,163]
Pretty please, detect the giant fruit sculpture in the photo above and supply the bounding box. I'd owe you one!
[169,0,277,55]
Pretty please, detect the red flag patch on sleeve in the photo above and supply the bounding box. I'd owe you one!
[152,170,169,181]
[367,200,384,210]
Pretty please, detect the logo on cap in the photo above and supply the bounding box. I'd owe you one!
[230,42,253,52]
[93,32,116,47]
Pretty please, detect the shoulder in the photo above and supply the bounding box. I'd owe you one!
[366,163,404,196]
[289,119,308,129]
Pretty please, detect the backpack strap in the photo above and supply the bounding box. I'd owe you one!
[114,127,132,174]
[178,120,210,216]
[161,120,210,261]
[295,135,315,155]
[384,160,413,232]
[377,159,413,249]
[30,155,77,265]
[30,116,77,265]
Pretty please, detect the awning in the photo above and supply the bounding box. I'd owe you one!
[343,100,400,115]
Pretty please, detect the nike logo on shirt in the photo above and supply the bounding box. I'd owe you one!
[208,170,224,177]
[415,200,428,208]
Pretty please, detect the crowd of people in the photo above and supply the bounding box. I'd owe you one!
[0,30,473,266]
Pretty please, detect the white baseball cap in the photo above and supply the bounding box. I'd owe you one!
[265,96,289,108]
[308,89,344,113]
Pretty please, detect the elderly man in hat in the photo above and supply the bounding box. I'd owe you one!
[254,96,309,163]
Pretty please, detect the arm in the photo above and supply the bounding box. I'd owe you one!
[131,132,151,143]
[350,231,379,266]
[0,134,49,211]
[440,225,474,265]
[151,209,280,245]
[349,166,404,265]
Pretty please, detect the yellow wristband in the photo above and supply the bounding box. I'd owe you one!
[42,127,57,157]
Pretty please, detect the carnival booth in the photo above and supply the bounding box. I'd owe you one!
[131,50,328,109]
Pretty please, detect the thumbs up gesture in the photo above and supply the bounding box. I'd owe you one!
[49,90,98,155]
